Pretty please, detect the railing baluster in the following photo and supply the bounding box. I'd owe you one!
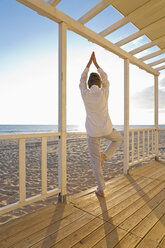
[148,129,149,158]
[138,130,140,161]
[42,137,47,196]
[19,138,26,204]
[132,130,134,164]
[152,129,153,155]
[143,130,145,160]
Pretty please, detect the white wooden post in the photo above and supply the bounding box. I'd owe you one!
[19,138,26,203]
[58,22,67,202]
[154,75,159,160]
[124,59,129,174]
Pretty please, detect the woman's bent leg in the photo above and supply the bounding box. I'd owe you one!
[103,129,123,160]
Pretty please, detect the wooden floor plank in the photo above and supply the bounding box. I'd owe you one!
[136,214,165,248]
[101,183,165,226]
[0,161,164,248]
[0,207,86,248]
[91,227,127,248]
[130,200,165,238]
[73,176,154,213]
[11,211,95,248]
[85,177,162,218]
[112,232,141,248]
[118,189,165,231]
[54,218,114,248]
[158,235,165,248]
[0,203,76,242]
[71,162,165,210]
[70,161,162,207]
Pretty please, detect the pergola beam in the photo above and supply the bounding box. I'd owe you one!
[139,49,165,61]
[48,0,61,7]
[115,17,165,47]
[99,0,156,37]
[147,58,165,66]
[78,0,115,24]
[129,36,165,55]
[16,0,159,75]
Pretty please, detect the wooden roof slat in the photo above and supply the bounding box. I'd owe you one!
[48,0,61,7]
[115,30,143,47]
[16,0,159,75]
[99,0,156,37]
[99,16,129,37]
[115,17,165,47]
[139,48,165,61]
[155,65,165,71]
[77,0,115,25]
[147,58,165,67]
[129,36,165,55]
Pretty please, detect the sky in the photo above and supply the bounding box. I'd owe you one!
[0,0,165,128]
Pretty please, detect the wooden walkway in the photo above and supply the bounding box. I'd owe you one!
[0,160,165,248]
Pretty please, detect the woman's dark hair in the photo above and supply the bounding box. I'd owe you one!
[88,73,102,89]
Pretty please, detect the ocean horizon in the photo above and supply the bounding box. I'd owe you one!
[0,124,165,135]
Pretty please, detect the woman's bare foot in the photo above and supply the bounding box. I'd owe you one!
[101,153,106,168]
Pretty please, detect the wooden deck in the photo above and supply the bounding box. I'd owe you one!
[0,160,165,248]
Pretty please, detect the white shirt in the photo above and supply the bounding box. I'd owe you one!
[79,67,113,137]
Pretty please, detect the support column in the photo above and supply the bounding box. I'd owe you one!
[154,74,159,160]
[124,59,129,174]
[58,22,67,203]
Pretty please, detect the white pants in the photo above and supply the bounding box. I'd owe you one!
[87,129,123,191]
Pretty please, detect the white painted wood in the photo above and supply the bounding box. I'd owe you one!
[129,154,155,167]
[155,65,165,71]
[143,130,145,160]
[19,139,26,204]
[16,0,159,75]
[132,130,134,164]
[147,58,165,66]
[99,17,129,36]
[124,59,129,174]
[78,0,115,24]
[42,136,47,195]
[152,129,154,155]
[0,132,61,140]
[154,75,159,158]
[129,36,165,55]
[139,49,165,61]
[99,0,159,37]
[48,0,61,7]
[58,22,67,197]
[129,128,155,132]
[0,189,61,215]
[116,17,165,47]
[138,130,140,161]
[115,30,143,47]
[147,129,149,158]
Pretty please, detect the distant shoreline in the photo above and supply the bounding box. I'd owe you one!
[0,124,165,135]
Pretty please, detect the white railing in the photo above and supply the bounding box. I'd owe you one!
[158,128,165,159]
[0,132,62,215]
[128,128,156,167]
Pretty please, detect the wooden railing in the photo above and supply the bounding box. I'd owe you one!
[128,128,156,167]
[0,132,62,215]
[158,128,165,159]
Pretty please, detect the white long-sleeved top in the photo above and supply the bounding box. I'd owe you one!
[79,67,113,137]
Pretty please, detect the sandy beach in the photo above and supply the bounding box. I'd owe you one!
[0,130,164,225]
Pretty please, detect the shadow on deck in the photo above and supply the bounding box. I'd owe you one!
[0,160,165,248]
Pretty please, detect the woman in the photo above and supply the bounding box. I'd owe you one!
[79,52,123,197]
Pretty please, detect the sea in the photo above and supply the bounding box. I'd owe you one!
[0,124,164,135]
